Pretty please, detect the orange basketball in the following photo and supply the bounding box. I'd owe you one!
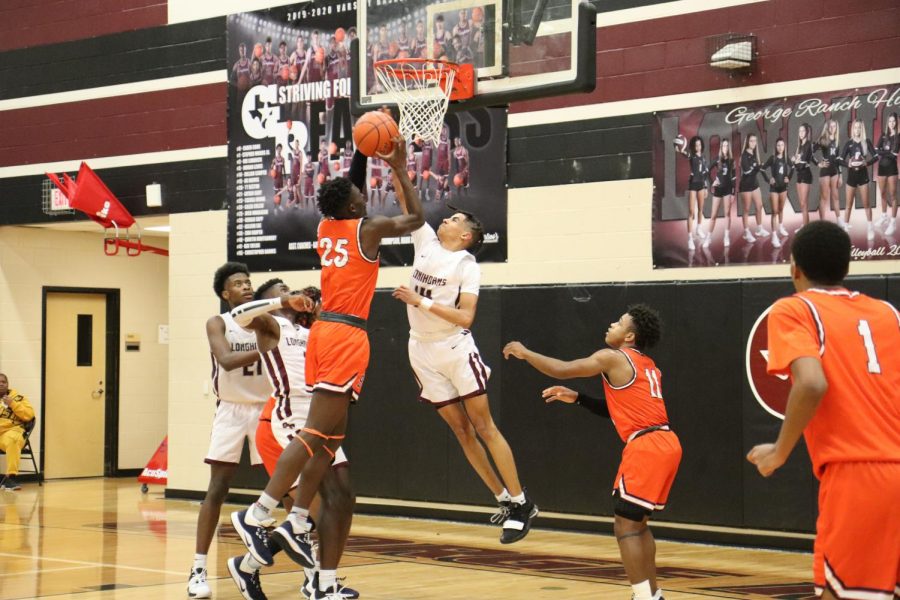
[280,66,290,80]
[334,27,346,43]
[269,168,276,178]
[254,43,263,58]
[370,177,378,188]
[273,195,282,206]
[317,173,326,184]
[454,174,464,187]
[422,169,431,180]
[329,142,338,155]
[352,111,400,157]
[332,160,341,171]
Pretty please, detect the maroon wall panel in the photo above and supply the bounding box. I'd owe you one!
[0,83,226,166]
[0,0,167,52]
[512,0,900,113]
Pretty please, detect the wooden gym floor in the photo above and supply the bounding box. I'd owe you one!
[0,479,816,599]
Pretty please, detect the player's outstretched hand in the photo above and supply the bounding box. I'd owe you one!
[541,386,577,404]
[286,292,314,312]
[503,341,528,360]
[746,443,785,477]
[377,136,407,171]
[392,285,422,307]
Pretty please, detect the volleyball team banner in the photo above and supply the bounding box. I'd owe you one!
[652,83,900,269]
[226,1,508,271]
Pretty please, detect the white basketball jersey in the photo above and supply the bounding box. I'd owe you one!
[211,312,271,404]
[407,223,480,336]
[260,316,311,421]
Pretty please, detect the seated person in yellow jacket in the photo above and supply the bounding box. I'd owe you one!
[0,373,35,491]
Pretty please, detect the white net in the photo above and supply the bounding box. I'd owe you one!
[374,60,456,146]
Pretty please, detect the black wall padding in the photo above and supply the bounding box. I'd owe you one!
[230,275,898,534]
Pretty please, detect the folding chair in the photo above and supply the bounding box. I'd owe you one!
[0,418,42,487]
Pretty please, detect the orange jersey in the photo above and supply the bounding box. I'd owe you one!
[767,288,900,477]
[601,347,670,442]
[317,218,379,319]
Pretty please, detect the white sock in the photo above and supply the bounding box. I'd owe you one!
[510,492,526,505]
[319,569,337,591]
[288,512,312,532]
[240,553,263,573]
[193,554,207,571]
[291,506,310,520]
[252,493,279,520]
[495,488,511,503]
[653,589,664,600]
[632,580,653,600]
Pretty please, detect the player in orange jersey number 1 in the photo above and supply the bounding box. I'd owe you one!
[503,305,681,600]
[232,137,425,600]
[748,220,900,600]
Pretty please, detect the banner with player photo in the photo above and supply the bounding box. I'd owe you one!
[652,83,900,269]
[226,2,508,271]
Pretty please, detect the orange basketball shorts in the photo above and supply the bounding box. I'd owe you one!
[256,417,282,476]
[613,430,682,512]
[813,461,900,599]
[305,320,369,402]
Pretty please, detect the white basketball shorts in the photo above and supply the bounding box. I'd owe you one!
[408,330,491,407]
[205,400,265,465]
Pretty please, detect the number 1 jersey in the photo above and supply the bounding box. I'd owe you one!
[766,288,900,477]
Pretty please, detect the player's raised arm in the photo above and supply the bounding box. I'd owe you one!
[393,286,477,329]
[360,137,425,251]
[502,342,619,379]
[231,294,312,332]
[205,315,259,372]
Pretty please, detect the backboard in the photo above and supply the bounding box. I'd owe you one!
[353,0,596,113]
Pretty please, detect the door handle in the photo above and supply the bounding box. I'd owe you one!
[92,380,104,399]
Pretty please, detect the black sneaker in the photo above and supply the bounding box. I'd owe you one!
[270,516,315,568]
[227,556,267,600]
[489,500,511,526]
[302,572,360,600]
[231,508,275,566]
[1,476,22,491]
[500,495,539,544]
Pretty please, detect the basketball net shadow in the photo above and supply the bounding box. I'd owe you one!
[46,162,168,257]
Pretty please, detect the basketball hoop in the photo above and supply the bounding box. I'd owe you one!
[374,59,474,146]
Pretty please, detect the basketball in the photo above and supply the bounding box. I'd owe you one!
[370,177,378,188]
[352,111,400,157]
[335,27,346,43]
[317,173,326,184]
[454,174,464,187]
[333,160,341,171]
[253,43,263,58]
[422,169,431,180]
[280,66,290,81]
[673,134,687,150]
[269,168,276,178]
[273,194,281,206]
[329,142,338,155]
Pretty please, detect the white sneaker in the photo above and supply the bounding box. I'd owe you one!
[778,224,788,237]
[702,234,711,249]
[723,230,730,247]
[755,226,771,238]
[886,219,896,236]
[772,232,782,248]
[877,213,890,226]
[687,235,695,251]
[742,229,756,243]
[867,223,875,241]
[188,568,212,599]
[838,217,850,232]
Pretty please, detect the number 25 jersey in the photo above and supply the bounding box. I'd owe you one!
[766,288,900,477]
[317,218,379,320]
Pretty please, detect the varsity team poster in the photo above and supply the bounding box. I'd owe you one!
[652,83,900,269]
[226,1,508,271]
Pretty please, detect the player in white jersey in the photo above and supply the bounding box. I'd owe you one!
[189,263,273,599]
[225,280,357,600]
[392,206,538,544]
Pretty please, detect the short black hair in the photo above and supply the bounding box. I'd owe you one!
[213,262,250,298]
[791,220,850,285]
[254,278,284,300]
[301,285,321,304]
[627,304,662,350]
[317,177,353,217]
